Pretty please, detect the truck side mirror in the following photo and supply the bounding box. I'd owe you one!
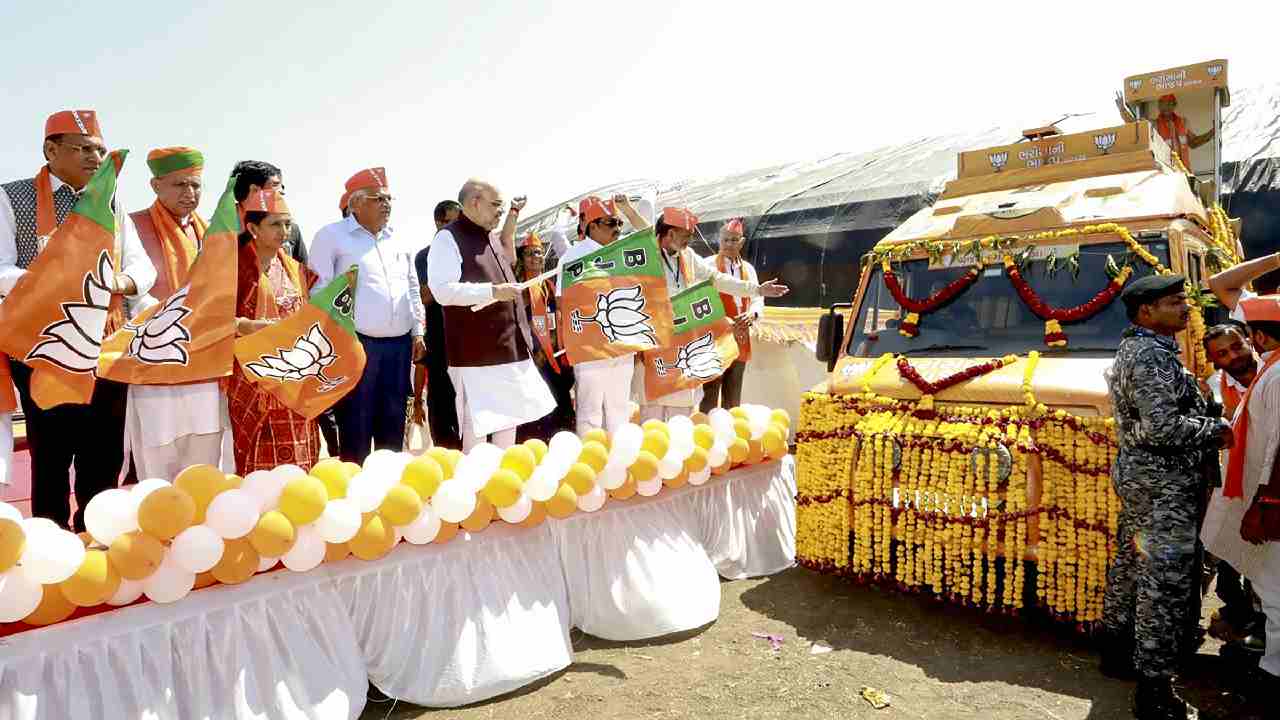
[816,310,845,372]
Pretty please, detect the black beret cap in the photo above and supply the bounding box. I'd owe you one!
[1120,273,1185,309]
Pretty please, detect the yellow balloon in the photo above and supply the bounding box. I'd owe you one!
[483,469,524,508]
[629,450,660,483]
[0,518,25,572]
[770,408,792,429]
[461,496,496,532]
[212,538,260,585]
[137,486,196,541]
[746,439,765,465]
[685,446,709,473]
[108,531,165,580]
[379,485,424,526]
[341,461,362,479]
[545,483,578,519]
[762,426,787,459]
[728,437,750,464]
[174,464,233,524]
[733,418,752,441]
[640,430,669,459]
[248,511,296,558]
[582,428,610,449]
[349,514,396,560]
[729,407,749,421]
[426,447,458,480]
[500,445,538,481]
[24,583,77,627]
[577,441,609,474]
[310,458,349,500]
[641,419,670,439]
[522,438,548,463]
[692,424,716,450]
[59,549,121,607]
[609,476,638,500]
[563,462,597,495]
[279,476,329,526]
[224,473,244,489]
[401,456,444,501]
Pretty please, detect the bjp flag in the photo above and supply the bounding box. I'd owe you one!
[97,174,238,383]
[233,268,366,420]
[559,228,674,365]
[0,150,127,409]
[641,280,739,401]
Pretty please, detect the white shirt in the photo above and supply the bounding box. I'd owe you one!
[1231,288,1257,323]
[539,212,576,261]
[308,216,423,338]
[658,246,760,298]
[0,173,156,308]
[712,255,765,320]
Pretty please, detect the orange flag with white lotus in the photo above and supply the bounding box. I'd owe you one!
[0,150,126,408]
[97,174,238,383]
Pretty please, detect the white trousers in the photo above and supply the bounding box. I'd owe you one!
[134,432,227,483]
[451,368,516,451]
[1252,573,1280,677]
[638,405,694,423]
[574,355,635,435]
[0,413,11,486]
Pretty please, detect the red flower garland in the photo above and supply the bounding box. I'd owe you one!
[1003,257,1132,347]
[881,260,981,337]
[895,356,1015,396]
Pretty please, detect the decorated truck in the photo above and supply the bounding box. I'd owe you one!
[795,60,1242,623]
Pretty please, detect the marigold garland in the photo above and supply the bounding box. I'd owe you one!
[880,259,981,337]
[1003,256,1133,347]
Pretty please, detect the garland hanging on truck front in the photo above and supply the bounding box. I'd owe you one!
[880,259,981,337]
[1002,256,1133,347]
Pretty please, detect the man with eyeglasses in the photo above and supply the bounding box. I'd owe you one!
[309,167,425,463]
[699,218,764,413]
[555,195,651,433]
[0,110,157,529]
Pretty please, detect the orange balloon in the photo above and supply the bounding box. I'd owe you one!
[137,486,196,541]
[685,446,709,473]
[711,460,730,476]
[349,514,397,560]
[460,496,495,533]
[546,483,578,519]
[193,571,218,590]
[433,522,460,544]
[728,437,750,464]
[746,439,765,465]
[520,502,547,528]
[664,469,689,490]
[609,476,638,500]
[24,583,77,627]
[690,412,709,426]
[59,549,122,607]
[175,464,235,524]
[108,531,166,581]
[324,542,351,564]
[76,531,94,548]
[211,538,260,585]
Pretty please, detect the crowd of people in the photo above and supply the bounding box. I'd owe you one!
[0,109,782,531]
[1102,256,1280,718]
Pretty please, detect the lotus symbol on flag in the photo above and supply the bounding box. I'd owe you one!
[26,250,112,373]
[125,287,192,365]
[1094,132,1117,154]
[244,323,346,391]
[1207,64,1222,78]
[655,332,721,380]
[988,152,1008,172]
[570,285,658,345]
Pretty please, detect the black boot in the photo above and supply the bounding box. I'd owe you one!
[1133,677,1190,720]
[1099,633,1138,681]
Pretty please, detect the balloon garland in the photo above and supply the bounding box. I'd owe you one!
[0,405,791,632]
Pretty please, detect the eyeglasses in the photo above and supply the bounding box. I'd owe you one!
[362,194,393,205]
[58,141,107,159]
[522,248,546,257]
[592,218,623,229]
[722,236,745,243]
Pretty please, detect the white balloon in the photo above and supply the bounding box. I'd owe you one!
[142,554,195,604]
[548,431,583,462]
[658,455,683,480]
[204,489,260,539]
[598,463,628,490]
[281,525,325,572]
[315,498,361,543]
[576,485,607,512]
[20,526,85,584]
[432,479,476,523]
[0,502,22,524]
[361,449,402,482]
[106,577,144,606]
[525,467,559,502]
[241,470,285,513]
[612,423,643,453]
[668,415,694,436]
[84,488,140,546]
[469,443,504,479]
[496,493,532,524]
[170,525,224,574]
[257,555,279,573]
[709,408,736,444]
[748,419,768,441]
[271,463,307,481]
[636,477,663,497]
[130,478,171,502]
[708,442,729,468]
[402,505,442,544]
[453,464,487,494]
[346,472,390,513]
[0,567,43,622]
[688,467,712,486]
[22,517,60,536]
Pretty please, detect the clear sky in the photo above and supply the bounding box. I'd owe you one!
[0,0,1271,244]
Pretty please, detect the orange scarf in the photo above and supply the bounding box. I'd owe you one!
[1156,113,1191,168]
[1224,352,1280,498]
[1222,376,1245,422]
[716,254,753,363]
[528,279,561,374]
[147,201,206,296]
[663,247,694,290]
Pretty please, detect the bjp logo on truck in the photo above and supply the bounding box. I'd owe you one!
[1207,64,1223,78]
[1093,132,1117,154]
[988,151,1009,172]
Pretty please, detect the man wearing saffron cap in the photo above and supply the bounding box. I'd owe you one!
[1154,93,1214,171]
[555,194,653,434]
[309,167,424,462]
[1098,273,1230,717]
[0,110,157,529]
[700,217,765,413]
[1203,295,1280,697]
[427,179,555,450]
[123,147,230,480]
[635,206,788,421]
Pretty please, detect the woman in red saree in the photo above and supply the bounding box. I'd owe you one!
[226,189,321,473]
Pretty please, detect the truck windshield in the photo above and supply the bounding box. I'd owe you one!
[846,241,1172,358]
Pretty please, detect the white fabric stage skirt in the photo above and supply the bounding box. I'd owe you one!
[0,457,795,717]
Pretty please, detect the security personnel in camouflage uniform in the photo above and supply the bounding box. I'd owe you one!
[1100,274,1233,719]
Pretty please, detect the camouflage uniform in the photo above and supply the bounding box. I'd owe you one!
[1102,325,1229,679]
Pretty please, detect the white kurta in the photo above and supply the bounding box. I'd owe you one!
[125,382,230,480]
[426,227,554,440]
[1202,349,1280,675]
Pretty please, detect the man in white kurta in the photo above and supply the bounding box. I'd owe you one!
[427,180,554,449]
[1203,295,1280,682]
[634,207,788,421]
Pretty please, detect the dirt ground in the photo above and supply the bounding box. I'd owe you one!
[360,567,1267,720]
